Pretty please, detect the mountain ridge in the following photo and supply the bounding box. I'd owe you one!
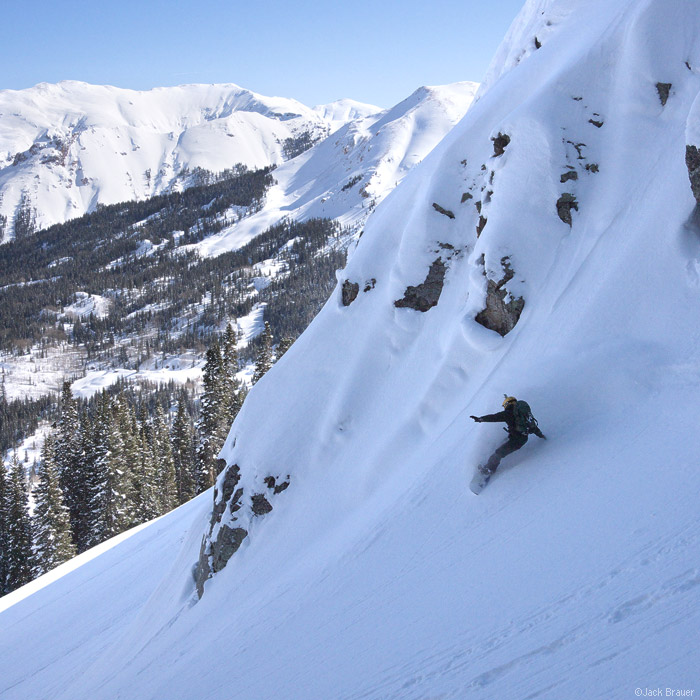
[0,80,380,237]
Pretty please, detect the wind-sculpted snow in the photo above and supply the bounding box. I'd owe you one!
[2,1,700,699]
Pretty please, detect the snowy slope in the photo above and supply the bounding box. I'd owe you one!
[0,494,210,700]
[0,81,378,236]
[196,82,478,257]
[3,1,700,699]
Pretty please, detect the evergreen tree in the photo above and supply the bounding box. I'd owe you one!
[221,323,238,427]
[0,463,9,594]
[89,394,132,544]
[55,381,84,546]
[252,321,274,385]
[134,422,159,521]
[195,342,226,492]
[172,393,196,505]
[222,323,238,375]
[5,456,33,591]
[276,335,294,360]
[152,404,177,515]
[76,412,98,552]
[221,323,246,430]
[84,397,109,548]
[115,395,139,526]
[32,436,76,577]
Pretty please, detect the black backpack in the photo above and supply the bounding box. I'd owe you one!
[512,400,539,434]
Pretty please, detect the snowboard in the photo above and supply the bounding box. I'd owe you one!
[469,467,492,495]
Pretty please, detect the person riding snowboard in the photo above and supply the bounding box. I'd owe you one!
[470,396,546,476]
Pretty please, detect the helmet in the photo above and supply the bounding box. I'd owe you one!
[502,395,517,408]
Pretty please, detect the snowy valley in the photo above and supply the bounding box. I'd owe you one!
[2,0,700,698]
[0,80,477,407]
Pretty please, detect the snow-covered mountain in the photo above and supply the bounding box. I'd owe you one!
[0,81,380,237]
[196,81,479,257]
[312,98,383,132]
[3,2,700,700]
[0,80,477,408]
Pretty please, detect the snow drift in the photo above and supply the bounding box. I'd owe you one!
[2,1,700,698]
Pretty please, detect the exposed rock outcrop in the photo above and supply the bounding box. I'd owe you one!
[211,526,248,573]
[209,465,241,528]
[195,524,249,598]
[686,145,700,205]
[264,475,291,494]
[251,494,273,516]
[475,257,524,337]
[492,132,511,157]
[557,193,579,225]
[394,259,446,312]
[656,82,672,106]
[195,461,290,598]
[432,202,455,219]
[342,280,359,306]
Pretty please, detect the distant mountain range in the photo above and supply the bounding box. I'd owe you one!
[0,80,477,242]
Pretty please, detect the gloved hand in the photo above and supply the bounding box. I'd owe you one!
[470,415,482,422]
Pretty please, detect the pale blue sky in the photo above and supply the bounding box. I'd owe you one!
[4,0,525,107]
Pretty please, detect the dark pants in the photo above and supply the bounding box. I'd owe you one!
[485,432,528,474]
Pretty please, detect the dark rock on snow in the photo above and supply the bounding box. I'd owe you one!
[492,132,511,157]
[195,524,249,598]
[251,493,273,516]
[686,145,700,205]
[475,257,524,337]
[211,526,248,573]
[432,202,455,219]
[210,464,241,528]
[656,82,672,106]
[342,280,359,306]
[556,193,579,225]
[394,259,446,312]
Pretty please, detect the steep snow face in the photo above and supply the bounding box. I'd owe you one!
[0,81,372,236]
[475,0,578,100]
[3,1,700,699]
[195,82,479,257]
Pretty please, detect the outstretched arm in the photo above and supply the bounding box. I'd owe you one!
[470,410,507,423]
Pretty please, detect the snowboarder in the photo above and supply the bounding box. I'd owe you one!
[470,396,546,478]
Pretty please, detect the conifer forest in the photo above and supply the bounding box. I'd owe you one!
[0,165,349,595]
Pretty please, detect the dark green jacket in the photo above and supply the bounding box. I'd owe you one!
[476,403,545,438]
